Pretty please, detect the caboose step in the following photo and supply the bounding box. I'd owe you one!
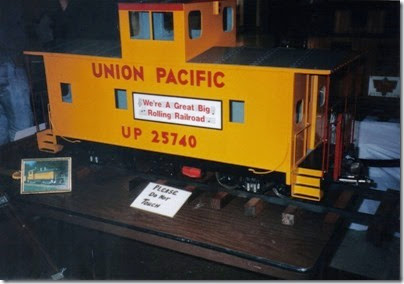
[36,129,64,153]
[295,175,321,187]
[292,185,322,201]
[292,168,323,201]
[295,167,323,177]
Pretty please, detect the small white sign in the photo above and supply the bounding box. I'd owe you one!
[133,93,222,129]
[368,76,400,98]
[130,182,192,218]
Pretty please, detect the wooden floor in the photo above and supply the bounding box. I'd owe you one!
[0,137,348,280]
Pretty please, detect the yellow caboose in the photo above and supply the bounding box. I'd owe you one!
[25,0,361,201]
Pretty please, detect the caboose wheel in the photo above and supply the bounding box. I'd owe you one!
[215,172,241,189]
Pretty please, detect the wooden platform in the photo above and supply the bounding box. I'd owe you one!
[0,137,346,279]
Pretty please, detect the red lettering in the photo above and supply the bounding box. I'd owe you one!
[115,64,121,79]
[92,63,144,81]
[151,130,159,143]
[178,69,188,85]
[207,71,212,88]
[156,67,166,83]
[134,128,142,140]
[190,69,195,86]
[149,130,197,148]
[91,63,102,78]
[122,126,131,138]
[122,65,132,80]
[166,69,178,84]
[213,72,225,88]
[196,70,205,87]
[154,68,225,88]
[179,135,187,147]
[189,135,197,148]
[142,99,153,106]
[104,64,115,79]
[171,132,178,145]
[133,66,144,81]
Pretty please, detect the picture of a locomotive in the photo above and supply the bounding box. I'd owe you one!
[24,0,367,201]
[26,168,64,185]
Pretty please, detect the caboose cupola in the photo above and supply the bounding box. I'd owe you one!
[118,0,237,64]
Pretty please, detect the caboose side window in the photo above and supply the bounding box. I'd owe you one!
[188,11,201,39]
[223,7,233,32]
[230,101,244,123]
[296,100,303,124]
[129,11,150,39]
[318,86,326,108]
[152,12,174,41]
[60,83,72,103]
[114,89,128,110]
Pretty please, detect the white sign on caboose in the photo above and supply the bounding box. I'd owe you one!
[133,93,222,129]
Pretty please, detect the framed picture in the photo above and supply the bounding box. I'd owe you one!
[21,157,72,194]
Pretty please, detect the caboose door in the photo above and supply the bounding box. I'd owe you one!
[293,74,328,168]
[292,74,310,167]
[292,74,328,201]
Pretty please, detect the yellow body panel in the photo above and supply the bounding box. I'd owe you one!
[42,54,298,180]
[183,2,237,60]
[119,9,186,64]
[37,51,331,187]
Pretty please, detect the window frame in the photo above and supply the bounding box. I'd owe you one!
[152,11,174,41]
[129,11,151,40]
[222,6,233,32]
[114,89,128,110]
[229,100,245,124]
[188,10,202,39]
[129,11,175,41]
[318,86,326,108]
[295,99,304,124]
[60,82,72,103]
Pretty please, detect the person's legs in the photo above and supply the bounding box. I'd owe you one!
[3,62,33,141]
[0,62,10,145]
[0,104,9,145]
[0,61,33,144]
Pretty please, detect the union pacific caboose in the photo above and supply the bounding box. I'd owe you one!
[24,0,363,201]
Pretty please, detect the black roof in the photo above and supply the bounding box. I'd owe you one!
[26,40,359,72]
[29,39,121,58]
[189,46,360,72]
[118,0,210,3]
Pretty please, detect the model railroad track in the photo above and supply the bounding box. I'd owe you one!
[127,170,399,227]
[0,157,398,236]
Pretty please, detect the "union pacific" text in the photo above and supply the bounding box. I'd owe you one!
[91,63,225,88]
